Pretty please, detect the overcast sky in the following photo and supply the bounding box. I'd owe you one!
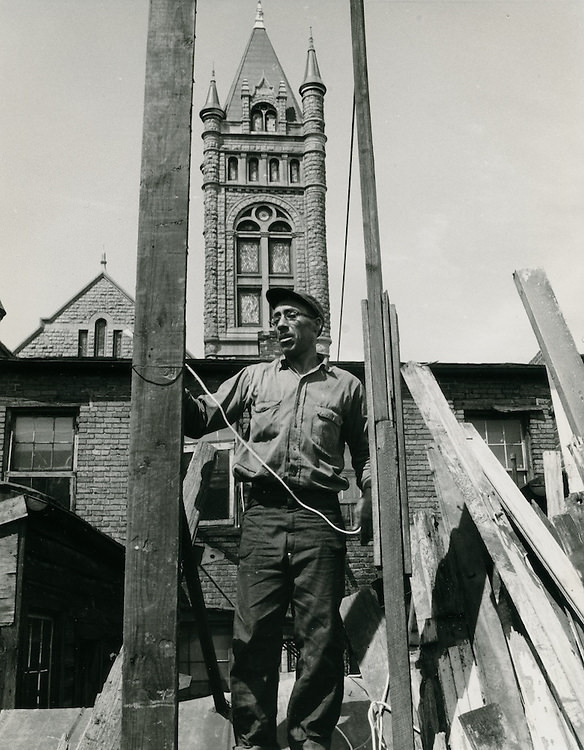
[2,0,584,363]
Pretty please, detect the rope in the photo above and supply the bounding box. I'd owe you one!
[184,362,361,536]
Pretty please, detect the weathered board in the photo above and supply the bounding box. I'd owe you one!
[122,0,196,748]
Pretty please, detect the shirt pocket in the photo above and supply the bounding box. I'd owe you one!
[250,400,281,443]
[312,406,342,457]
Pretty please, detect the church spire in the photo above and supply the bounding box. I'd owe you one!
[300,29,326,95]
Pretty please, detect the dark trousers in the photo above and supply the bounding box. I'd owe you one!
[231,489,346,750]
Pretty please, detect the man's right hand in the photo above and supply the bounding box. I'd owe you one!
[353,487,373,545]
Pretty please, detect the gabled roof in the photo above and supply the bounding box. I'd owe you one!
[224,20,302,123]
[14,271,135,355]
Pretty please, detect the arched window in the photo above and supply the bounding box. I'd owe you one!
[228,157,238,181]
[248,157,259,182]
[269,159,280,183]
[235,205,294,328]
[94,319,106,357]
[289,159,300,184]
[250,104,277,133]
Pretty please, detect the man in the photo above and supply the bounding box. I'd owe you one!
[184,288,371,750]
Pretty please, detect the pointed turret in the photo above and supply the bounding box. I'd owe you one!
[300,30,326,96]
[199,69,225,120]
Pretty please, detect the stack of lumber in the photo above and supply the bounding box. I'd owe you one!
[401,268,584,750]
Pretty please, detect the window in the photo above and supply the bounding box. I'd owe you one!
[289,159,300,183]
[20,615,54,708]
[467,415,530,486]
[112,329,123,358]
[227,156,239,181]
[247,157,259,182]
[200,444,237,523]
[234,205,295,328]
[7,412,76,509]
[269,158,280,182]
[250,104,277,132]
[78,329,88,357]
[94,318,106,357]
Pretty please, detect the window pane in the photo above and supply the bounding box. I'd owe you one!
[32,445,52,470]
[202,449,230,521]
[12,443,33,470]
[484,420,505,444]
[503,420,522,444]
[490,444,506,465]
[34,418,54,444]
[237,239,260,274]
[269,239,291,274]
[54,417,74,442]
[238,290,261,326]
[52,445,73,470]
[14,416,34,441]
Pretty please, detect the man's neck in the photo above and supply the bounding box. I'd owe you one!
[285,351,320,375]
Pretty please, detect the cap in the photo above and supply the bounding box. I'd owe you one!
[266,288,325,321]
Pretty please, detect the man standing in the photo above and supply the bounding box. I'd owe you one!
[184,288,371,750]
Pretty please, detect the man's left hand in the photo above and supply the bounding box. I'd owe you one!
[352,487,373,545]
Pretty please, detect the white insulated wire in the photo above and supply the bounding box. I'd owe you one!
[185,362,360,536]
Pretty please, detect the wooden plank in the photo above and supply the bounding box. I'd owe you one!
[427,447,530,749]
[549,378,584,493]
[0,495,28,527]
[463,423,584,623]
[544,450,566,517]
[340,588,392,748]
[458,704,510,750]
[0,530,19,625]
[182,442,217,544]
[389,299,412,574]
[402,361,584,744]
[507,628,580,750]
[360,301,381,562]
[77,650,122,750]
[122,1,196,749]
[513,268,584,445]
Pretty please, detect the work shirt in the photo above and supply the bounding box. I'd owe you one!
[184,356,371,493]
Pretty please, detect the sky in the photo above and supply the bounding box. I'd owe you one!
[2,0,584,363]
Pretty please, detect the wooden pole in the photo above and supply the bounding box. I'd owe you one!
[122,1,196,748]
[350,1,414,746]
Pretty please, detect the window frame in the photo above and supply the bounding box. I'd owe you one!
[465,412,532,487]
[5,409,78,510]
[184,440,240,527]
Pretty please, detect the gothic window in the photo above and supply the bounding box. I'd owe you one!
[250,104,277,132]
[234,205,294,328]
[269,159,280,182]
[94,319,106,357]
[289,159,300,183]
[228,157,238,181]
[248,157,259,182]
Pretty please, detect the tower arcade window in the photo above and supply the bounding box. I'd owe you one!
[289,159,300,183]
[269,159,280,182]
[250,104,277,132]
[227,157,239,181]
[248,157,259,182]
[235,205,294,328]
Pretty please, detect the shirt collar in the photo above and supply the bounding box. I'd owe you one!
[278,354,331,374]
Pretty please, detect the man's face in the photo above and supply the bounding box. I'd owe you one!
[271,299,321,358]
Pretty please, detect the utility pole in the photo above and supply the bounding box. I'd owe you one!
[122,1,196,748]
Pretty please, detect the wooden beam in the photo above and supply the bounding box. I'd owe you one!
[77,650,123,750]
[464,423,584,624]
[514,268,584,445]
[122,1,196,748]
[544,450,566,517]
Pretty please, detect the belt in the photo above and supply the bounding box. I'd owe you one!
[249,483,338,509]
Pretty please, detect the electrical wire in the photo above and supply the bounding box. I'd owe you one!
[184,362,361,536]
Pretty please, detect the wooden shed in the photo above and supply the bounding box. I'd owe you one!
[0,482,124,710]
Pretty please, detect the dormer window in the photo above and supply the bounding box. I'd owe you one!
[250,104,277,133]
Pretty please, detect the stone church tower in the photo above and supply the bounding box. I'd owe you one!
[200,2,331,358]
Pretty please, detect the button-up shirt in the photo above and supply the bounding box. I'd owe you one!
[184,356,370,493]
